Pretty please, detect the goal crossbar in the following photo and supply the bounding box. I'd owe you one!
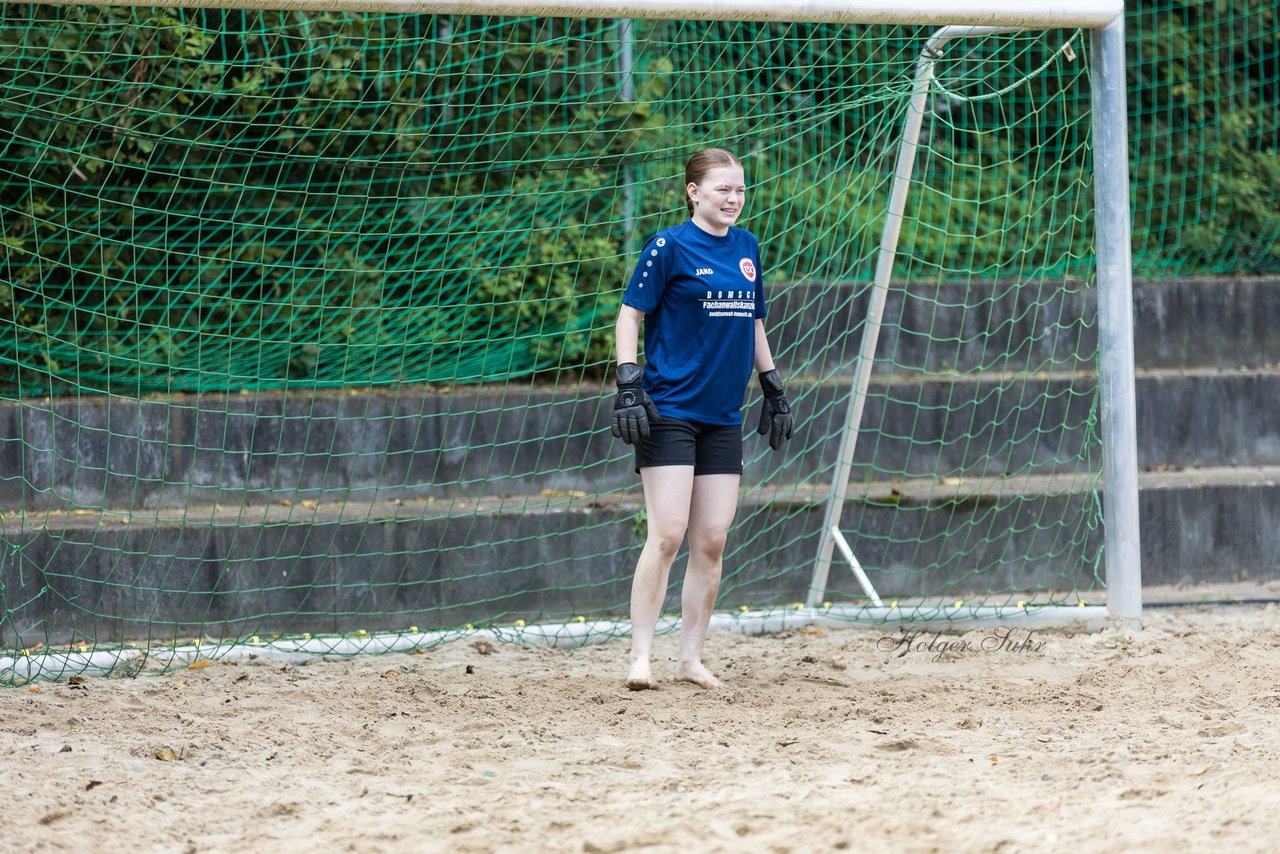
[14,0,1122,28]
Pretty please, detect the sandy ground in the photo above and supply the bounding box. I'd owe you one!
[3,602,1280,854]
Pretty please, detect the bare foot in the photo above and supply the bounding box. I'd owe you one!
[625,659,659,691]
[674,660,722,689]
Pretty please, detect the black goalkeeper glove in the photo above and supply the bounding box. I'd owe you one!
[755,369,794,451]
[611,362,660,445]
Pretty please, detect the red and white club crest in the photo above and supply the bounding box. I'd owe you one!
[738,257,757,282]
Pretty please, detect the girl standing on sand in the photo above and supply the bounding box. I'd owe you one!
[610,147,794,690]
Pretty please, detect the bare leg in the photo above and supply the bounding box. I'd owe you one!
[627,465,694,689]
[674,473,740,688]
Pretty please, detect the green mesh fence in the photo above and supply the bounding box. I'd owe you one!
[0,3,1275,682]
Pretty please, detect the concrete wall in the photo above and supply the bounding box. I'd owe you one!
[2,277,1278,644]
[3,370,1276,511]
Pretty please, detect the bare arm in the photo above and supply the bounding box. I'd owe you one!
[616,304,645,365]
[754,319,777,374]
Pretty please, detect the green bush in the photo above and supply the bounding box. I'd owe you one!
[1,6,1277,396]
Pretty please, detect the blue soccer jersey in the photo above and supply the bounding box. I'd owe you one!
[622,219,767,426]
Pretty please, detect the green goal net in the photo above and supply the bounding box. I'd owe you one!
[0,4,1268,681]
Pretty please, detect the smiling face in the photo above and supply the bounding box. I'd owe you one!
[687,163,746,236]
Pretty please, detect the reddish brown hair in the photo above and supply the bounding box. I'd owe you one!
[684,148,743,216]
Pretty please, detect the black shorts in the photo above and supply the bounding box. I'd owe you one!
[634,418,743,475]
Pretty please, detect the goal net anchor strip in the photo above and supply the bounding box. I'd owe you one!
[1,602,1115,682]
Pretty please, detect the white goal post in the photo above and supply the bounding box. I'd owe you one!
[805,17,1141,638]
[9,0,1141,636]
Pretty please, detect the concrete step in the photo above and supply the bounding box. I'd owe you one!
[771,277,1280,375]
[5,466,1277,647]
[4,369,1279,512]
